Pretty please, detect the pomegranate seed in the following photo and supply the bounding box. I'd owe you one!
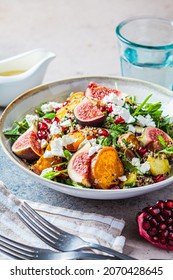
[156,200,165,209]
[168,232,173,240]
[99,106,106,113]
[167,225,173,231]
[158,223,167,230]
[54,107,61,112]
[165,200,173,209]
[115,117,125,125]
[167,217,173,224]
[168,240,173,245]
[137,147,147,157]
[38,122,48,131]
[142,220,151,230]
[162,208,172,217]
[106,104,113,113]
[38,130,48,140]
[110,185,120,190]
[63,100,70,106]
[150,218,158,227]
[149,206,160,216]
[154,174,166,183]
[152,236,159,242]
[147,227,157,236]
[97,129,109,137]
[156,214,165,222]
[51,117,60,124]
[54,166,64,171]
[42,118,52,124]
[159,230,168,239]
[160,238,166,245]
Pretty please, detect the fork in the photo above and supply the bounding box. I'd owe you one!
[0,235,120,260]
[17,202,135,260]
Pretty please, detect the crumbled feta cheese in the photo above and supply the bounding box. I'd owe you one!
[119,108,135,123]
[40,139,48,149]
[50,122,61,136]
[102,92,125,106]
[61,135,75,146]
[44,150,53,158]
[41,102,63,113]
[44,135,75,158]
[131,157,150,174]
[136,114,156,127]
[118,175,127,182]
[127,124,136,133]
[40,167,53,177]
[110,105,135,123]
[49,137,64,157]
[138,161,150,174]
[25,114,39,126]
[131,157,140,167]
[60,119,72,127]
[88,139,102,156]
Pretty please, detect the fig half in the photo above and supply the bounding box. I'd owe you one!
[74,97,106,127]
[138,127,173,146]
[12,124,43,160]
[67,142,92,187]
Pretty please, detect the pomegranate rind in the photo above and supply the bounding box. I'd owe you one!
[67,142,92,187]
[74,98,106,127]
[138,127,173,146]
[12,124,43,160]
[137,211,173,250]
[85,82,121,100]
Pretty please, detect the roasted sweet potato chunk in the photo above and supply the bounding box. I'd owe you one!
[90,147,124,189]
[33,136,62,174]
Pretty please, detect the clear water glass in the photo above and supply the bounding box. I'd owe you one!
[115,17,173,90]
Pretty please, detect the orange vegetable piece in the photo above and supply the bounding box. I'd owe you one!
[90,147,124,189]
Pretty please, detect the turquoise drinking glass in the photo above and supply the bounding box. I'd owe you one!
[115,17,173,90]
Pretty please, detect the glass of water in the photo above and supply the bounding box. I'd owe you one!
[115,17,173,90]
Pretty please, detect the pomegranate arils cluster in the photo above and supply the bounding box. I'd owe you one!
[137,200,173,250]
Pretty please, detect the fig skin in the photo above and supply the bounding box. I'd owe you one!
[138,127,173,146]
[67,142,92,187]
[74,97,106,127]
[12,124,43,160]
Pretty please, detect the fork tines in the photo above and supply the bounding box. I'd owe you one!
[17,202,61,249]
[0,235,36,260]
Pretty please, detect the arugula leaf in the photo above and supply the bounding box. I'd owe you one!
[63,150,73,160]
[133,94,152,116]
[3,119,29,143]
[42,112,56,120]
[42,169,68,180]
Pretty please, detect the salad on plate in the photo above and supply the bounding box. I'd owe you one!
[4,82,173,190]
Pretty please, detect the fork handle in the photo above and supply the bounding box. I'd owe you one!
[87,242,136,260]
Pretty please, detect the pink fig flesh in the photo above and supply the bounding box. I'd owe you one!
[138,127,173,146]
[67,142,91,187]
[12,124,43,160]
[85,81,121,100]
[74,98,106,127]
[137,200,173,250]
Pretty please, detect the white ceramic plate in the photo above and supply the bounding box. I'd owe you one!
[1,76,173,200]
